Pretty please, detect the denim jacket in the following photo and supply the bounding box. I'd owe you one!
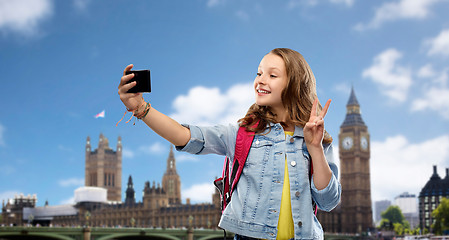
[176,122,341,240]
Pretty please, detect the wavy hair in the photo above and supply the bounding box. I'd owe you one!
[238,48,332,144]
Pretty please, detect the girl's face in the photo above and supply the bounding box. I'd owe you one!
[254,53,288,114]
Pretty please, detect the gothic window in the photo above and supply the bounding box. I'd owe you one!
[169,180,175,194]
[112,174,115,187]
[104,173,107,186]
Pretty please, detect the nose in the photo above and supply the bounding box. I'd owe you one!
[256,74,266,85]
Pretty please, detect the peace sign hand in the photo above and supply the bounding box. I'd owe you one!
[303,99,331,148]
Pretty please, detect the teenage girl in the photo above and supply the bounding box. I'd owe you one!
[117,48,341,240]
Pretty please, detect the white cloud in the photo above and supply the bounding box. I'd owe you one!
[411,87,449,119]
[73,0,91,12]
[58,145,72,152]
[0,165,15,175]
[0,191,21,204]
[331,145,341,179]
[58,178,84,187]
[362,48,412,102]
[170,83,254,126]
[332,82,351,95]
[176,154,200,163]
[412,67,449,119]
[207,0,224,8]
[417,64,436,78]
[182,183,215,203]
[354,0,444,31]
[122,148,135,159]
[329,0,354,7]
[0,123,5,146]
[288,0,354,8]
[425,28,449,57]
[139,142,167,155]
[0,0,53,36]
[370,135,449,201]
[235,10,250,21]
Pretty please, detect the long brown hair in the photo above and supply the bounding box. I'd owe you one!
[239,48,332,144]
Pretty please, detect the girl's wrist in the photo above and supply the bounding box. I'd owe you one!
[136,101,146,113]
[305,142,324,152]
[134,102,151,119]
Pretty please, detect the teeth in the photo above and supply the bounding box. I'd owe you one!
[258,89,270,94]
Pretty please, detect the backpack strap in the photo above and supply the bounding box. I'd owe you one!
[229,126,255,193]
[213,123,258,212]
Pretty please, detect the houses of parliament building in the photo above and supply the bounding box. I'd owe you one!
[2,89,373,234]
[2,135,222,229]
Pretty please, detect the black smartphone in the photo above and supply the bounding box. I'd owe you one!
[125,70,151,93]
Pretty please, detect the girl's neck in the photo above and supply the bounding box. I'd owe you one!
[273,107,295,132]
[281,123,295,132]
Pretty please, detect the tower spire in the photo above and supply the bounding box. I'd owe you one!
[166,145,177,173]
[341,87,366,127]
[162,145,181,205]
[347,86,360,107]
[125,175,135,205]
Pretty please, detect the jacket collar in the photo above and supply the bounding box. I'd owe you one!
[266,122,304,137]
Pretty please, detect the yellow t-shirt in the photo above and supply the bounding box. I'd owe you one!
[277,131,294,240]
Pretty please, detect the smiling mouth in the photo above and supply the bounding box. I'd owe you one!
[257,89,270,94]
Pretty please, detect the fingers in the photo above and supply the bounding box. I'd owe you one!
[118,77,137,93]
[123,64,133,76]
[305,118,324,128]
[320,99,331,118]
[315,119,324,127]
[118,64,135,88]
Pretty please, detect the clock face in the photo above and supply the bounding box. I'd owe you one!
[361,136,368,150]
[342,136,353,150]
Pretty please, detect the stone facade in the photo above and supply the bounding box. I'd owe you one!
[2,136,222,229]
[85,134,122,202]
[1,194,37,226]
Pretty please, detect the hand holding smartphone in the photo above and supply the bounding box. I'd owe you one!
[126,70,151,93]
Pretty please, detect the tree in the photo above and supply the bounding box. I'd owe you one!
[432,197,449,235]
[380,206,411,235]
[382,206,405,224]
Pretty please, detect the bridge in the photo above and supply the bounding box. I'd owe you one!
[0,227,359,240]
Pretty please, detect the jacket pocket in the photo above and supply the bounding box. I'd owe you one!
[245,136,273,167]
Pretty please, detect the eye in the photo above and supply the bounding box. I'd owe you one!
[256,72,262,76]
[270,74,277,78]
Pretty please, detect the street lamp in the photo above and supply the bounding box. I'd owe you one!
[85,211,91,227]
[28,214,34,226]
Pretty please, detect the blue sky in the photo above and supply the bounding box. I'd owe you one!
[1,0,449,209]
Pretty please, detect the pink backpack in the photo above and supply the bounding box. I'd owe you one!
[213,125,318,215]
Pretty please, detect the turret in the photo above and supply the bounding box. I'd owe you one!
[85,136,91,155]
[125,175,135,205]
[117,136,122,153]
[162,145,181,205]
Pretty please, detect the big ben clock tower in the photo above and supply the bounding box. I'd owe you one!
[339,87,373,233]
